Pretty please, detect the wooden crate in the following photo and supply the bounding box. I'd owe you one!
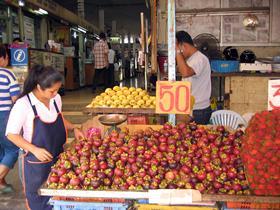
[225,76,272,115]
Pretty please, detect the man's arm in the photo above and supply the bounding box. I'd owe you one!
[176,52,195,78]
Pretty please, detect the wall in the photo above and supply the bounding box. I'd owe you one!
[233,46,280,58]
[158,0,280,57]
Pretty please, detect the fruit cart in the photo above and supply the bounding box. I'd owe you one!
[39,121,280,209]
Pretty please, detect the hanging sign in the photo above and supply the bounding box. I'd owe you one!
[268,79,280,110]
[10,48,28,66]
[156,81,191,114]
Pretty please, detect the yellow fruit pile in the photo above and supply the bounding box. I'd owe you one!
[91,86,156,108]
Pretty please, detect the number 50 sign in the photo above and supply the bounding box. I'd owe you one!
[156,81,191,114]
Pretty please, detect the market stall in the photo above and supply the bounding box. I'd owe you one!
[38,119,280,209]
[37,0,280,209]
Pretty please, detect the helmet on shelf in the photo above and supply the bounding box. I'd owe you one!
[240,50,256,63]
[223,46,238,60]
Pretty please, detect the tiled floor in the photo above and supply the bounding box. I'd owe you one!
[1,77,146,209]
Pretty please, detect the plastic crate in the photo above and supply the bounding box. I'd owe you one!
[127,115,148,125]
[52,197,126,203]
[136,204,218,210]
[224,202,280,209]
[50,200,129,210]
[210,60,239,73]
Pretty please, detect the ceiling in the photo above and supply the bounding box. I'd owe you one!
[54,0,147,13]
[53,0,149,34]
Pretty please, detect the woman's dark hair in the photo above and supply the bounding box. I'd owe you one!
[176,31,194,46]
[0,44,8,59]
[20,65,63,98]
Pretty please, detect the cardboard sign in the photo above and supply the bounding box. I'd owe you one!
[148,189,201,205]
[156,81,191,114]
[268,79,280,110]
[10,48,28,66]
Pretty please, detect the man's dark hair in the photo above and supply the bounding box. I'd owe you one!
[176,31,194,46]
[13,38,22,43]
[99,32,106,40]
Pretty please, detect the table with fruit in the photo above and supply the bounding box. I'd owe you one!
[84,86,157,115]
[40,110,280,204]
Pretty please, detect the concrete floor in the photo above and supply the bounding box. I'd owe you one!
[1,77,145,209]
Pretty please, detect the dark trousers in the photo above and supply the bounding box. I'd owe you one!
[193,106,212,125]
[108,64,115,88]
[92,67,108,90]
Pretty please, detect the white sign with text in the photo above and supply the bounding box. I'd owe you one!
[268,79,280,110]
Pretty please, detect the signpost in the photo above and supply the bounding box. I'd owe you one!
[167,0,176,124]
[10,42,29,90]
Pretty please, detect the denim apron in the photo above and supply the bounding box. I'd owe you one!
[23,94,66,210]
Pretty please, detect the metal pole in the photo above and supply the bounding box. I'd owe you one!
[144,18,149,90]
[18,6,24,41]
[167,0,176,124]
[7,6,12,43]
[140,13,145,52]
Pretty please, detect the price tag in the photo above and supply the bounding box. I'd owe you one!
[156,81,191,114]
[268,79,280,110]
[148,189,201,205]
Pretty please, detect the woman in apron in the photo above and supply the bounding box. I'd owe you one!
[6,65,84,210]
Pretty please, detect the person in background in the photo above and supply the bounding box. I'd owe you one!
[6,65,84,209]
[92,32,109,93]
[108,43,115,88]
[176,31,212,125]
[12,38,22,44]
[0,44,21,193]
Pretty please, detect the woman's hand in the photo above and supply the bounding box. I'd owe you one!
[74,128,85,141]
[33,147,53,162]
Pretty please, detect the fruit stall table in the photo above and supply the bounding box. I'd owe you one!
[83,107,167,125]
[39,187,280,203]
[83,107,156,115]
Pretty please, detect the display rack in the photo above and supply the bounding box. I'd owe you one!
[83,107,156,115]
[39,187,280,204]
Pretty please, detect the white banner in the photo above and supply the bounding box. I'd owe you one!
[24,16,35,47]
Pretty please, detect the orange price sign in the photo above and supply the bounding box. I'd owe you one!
[156,81,191,114]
